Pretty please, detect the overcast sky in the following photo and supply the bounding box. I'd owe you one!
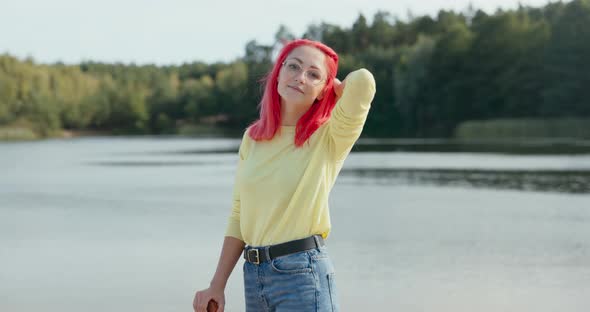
[1,0,554,65]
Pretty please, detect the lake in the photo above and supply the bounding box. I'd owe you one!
[1,137,589,311]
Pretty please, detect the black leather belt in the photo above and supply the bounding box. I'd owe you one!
[243,235,325,265]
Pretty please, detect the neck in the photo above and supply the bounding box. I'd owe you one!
[280,99,310,126]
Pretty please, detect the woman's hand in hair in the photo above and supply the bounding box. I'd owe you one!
[333,77,345,102]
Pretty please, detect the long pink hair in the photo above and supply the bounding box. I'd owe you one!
[248,39,339,147]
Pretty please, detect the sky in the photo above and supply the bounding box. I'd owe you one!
[1,0,554,65]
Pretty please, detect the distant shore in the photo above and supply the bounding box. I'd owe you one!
[0,127,112,141]
[0,124,242,141]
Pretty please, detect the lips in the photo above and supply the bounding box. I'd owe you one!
[287,85,304,94]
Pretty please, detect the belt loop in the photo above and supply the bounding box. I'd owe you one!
[263,246,271,260]
[313,235,320,249]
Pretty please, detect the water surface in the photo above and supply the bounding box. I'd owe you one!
[1,137,589,311]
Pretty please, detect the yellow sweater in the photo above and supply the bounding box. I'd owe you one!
[225,68,376,247]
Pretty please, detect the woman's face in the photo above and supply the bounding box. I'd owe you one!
[277,45,328,111]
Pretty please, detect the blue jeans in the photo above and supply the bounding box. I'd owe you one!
[243,245,340,312]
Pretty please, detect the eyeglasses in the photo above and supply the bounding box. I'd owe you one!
[281,60,326,86]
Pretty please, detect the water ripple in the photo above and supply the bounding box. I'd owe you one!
[340,168,590,194]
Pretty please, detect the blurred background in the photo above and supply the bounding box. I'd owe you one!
[1,0,589,311]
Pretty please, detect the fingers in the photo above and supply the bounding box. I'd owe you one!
[333,78,342,90]
[333,78,344,101]
[194,288,224,312]
[193,291,209,312]
[207,299,218,312]
[193,291,199,312]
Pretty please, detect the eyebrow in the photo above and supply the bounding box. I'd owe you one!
[288,57,321,70]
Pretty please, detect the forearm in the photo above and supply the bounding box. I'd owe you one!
[328,68,376,161]
[209,236,245,290]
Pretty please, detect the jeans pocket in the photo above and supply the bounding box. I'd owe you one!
[310,247,329,260]
[270,251,312,274]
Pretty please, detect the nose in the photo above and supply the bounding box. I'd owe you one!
[293,70,307,84]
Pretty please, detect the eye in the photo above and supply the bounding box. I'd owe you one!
[309,71,321,80]
[287,62,300,70]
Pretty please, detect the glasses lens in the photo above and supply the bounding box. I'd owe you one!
[284,60,301,75]
[306,70,323,85]
[283,60,324,85]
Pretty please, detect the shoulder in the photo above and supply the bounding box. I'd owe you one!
[238,127,253,159]
[243,127,251,140]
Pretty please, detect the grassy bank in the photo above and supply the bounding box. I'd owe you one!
[0,123,243,141]
[0,126,38,141]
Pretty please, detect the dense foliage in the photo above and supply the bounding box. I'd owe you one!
[1,0,588,138]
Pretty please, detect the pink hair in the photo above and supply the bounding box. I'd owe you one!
[248,39,339,147]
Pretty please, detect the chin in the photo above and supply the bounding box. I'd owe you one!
[279,89,314,108]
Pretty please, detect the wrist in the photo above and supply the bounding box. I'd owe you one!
[209,279,226,290]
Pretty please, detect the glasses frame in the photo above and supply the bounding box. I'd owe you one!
[281,60,326,86]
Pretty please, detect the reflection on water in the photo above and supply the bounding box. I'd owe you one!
[87,155,590,194]
[341,168,590,194]
[83,137,590,194]
[114,138,590,156]
[353,138,590,154]
[115,147,237,156]
[88,160,226,166]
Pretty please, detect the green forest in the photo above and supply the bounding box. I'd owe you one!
[1,0,589,140]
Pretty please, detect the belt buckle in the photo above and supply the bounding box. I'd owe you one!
[247,249,260,265]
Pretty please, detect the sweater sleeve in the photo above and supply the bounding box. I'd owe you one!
[224,130,250,241]
[328,68,376,161]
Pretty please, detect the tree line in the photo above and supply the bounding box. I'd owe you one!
[1,0,588,138]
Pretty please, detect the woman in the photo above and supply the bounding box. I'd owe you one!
[193,39,376,312]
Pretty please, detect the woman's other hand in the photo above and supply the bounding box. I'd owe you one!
[193,286,225,312]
